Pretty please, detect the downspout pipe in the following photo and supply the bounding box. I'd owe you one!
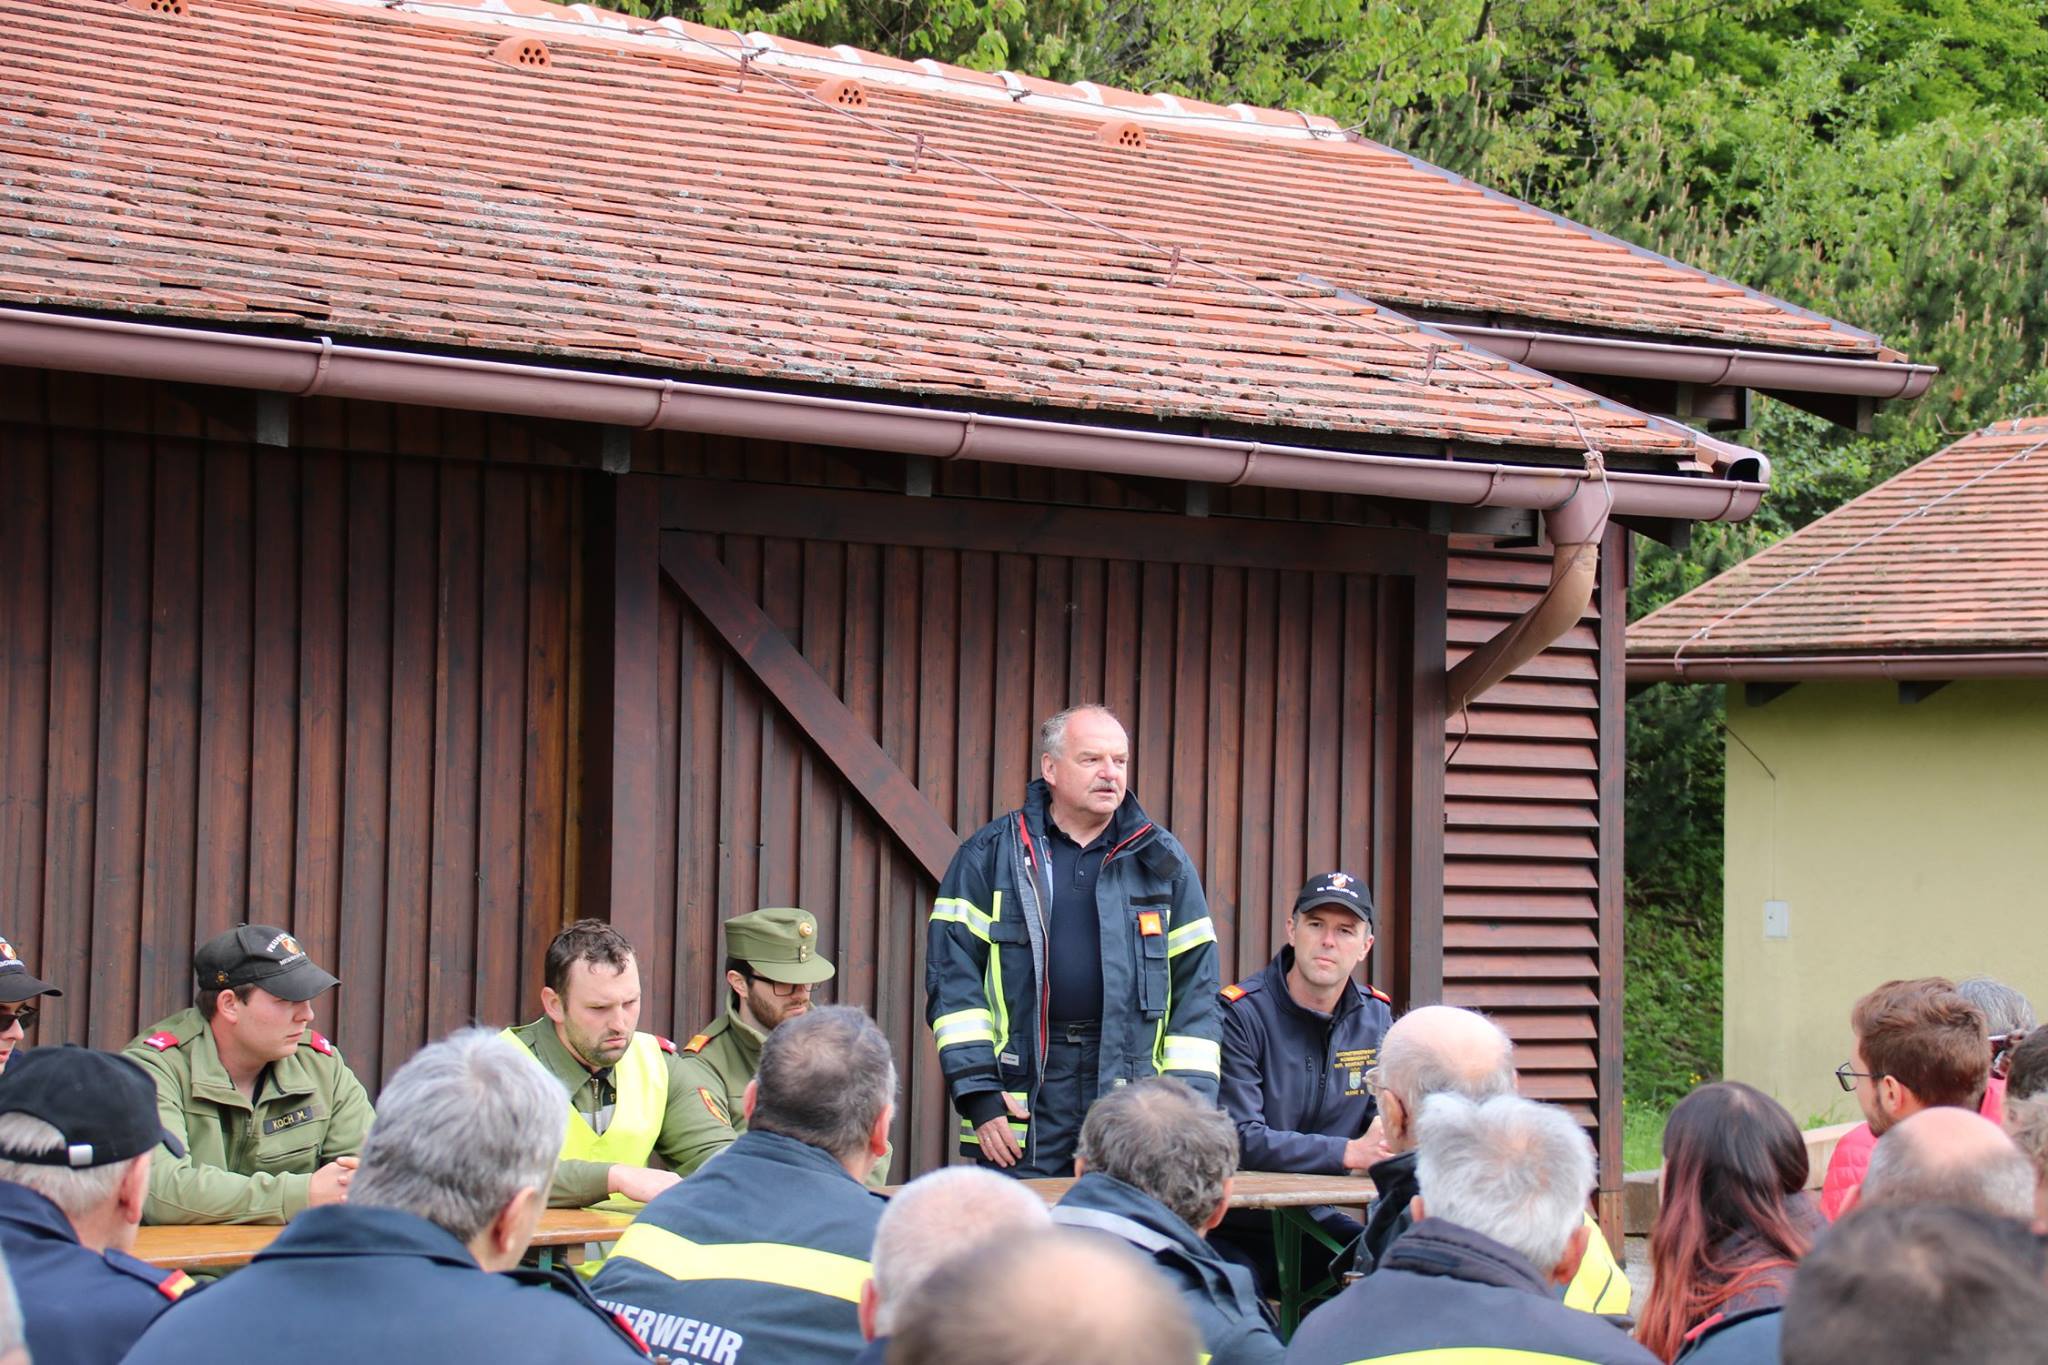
[1445,469,1614,717]
[0,309,1770,527]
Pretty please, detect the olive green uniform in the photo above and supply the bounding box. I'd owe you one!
[676,1003,892,1186]
[503,1017,736,1208]
[122,1007,375,1225]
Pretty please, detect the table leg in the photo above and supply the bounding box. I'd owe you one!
[1269,1207,1351,1339]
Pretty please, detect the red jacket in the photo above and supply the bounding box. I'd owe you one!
[1821,1075,2007,1220]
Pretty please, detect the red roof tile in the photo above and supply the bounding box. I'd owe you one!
[0,0,1824,461]
[1630,418,2048,662]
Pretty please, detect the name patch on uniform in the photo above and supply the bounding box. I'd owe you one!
[262,1105,320,1136]
[1136,911,1163,937]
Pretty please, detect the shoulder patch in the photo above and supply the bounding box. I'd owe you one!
[1220,984,1248,1003]
[683,1033,711,1054]
[142,1031,180,1052]
[1367,986,1392,1004]
[304,1030,337,1057]
[697,1086,730,1125]
[656,1034,677,1053]
[157,1268,197,1301]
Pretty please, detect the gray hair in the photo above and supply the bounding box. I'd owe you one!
[1414,1093,1593,1277]
[1381,1005,1516,1109]
[0,1114,137,1217]
[348,1028,564,1244]
[1075,1077,1237,1230]
[1957,977,2037,1035]
[1864,1119,2038,1220]
[752,1005,896,1161]
[1037,705,1119,761]
[872,1168,1050,1335]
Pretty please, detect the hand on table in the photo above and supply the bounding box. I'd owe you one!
[308,1156,359,1205]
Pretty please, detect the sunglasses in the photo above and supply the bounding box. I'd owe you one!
[0,1006,39,1030]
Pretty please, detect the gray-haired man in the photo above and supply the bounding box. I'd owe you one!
[855,1166,1051,1363]
[124,1029,648,1365]
[1286,1094,1656,1365]
[1054,1078,1283,1364]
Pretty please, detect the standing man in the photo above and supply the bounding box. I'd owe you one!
[0,935,61,1075]
[504,919,726,1210]
[1213,872,1392,1284]
[927,703,1221,1177]
[124,925,373,1224]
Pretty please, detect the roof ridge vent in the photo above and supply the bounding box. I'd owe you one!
[126,0,188,14]
[491,35,552,71]
[1097,120,1148,151]
[817,77,869,110]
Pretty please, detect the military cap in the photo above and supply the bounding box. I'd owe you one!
[1293,870,1375,926]
[0,933,61,1004]
[0,1045,186,1166]
[192,924,340,1002]
[725,908,836,985]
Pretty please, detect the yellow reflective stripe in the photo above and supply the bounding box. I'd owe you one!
[986,890,1010,1054]
[607,1224,870,1304]
[1162,1035,1221,1076]
[957,1091,1029,1147]
[933,1008,996,1049]
[1562,1212,1630,1314]
[1165,916,1216,957]
[1334,1352,1611,1365]
[931,897,993,942]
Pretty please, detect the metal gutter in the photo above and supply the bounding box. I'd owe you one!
[0,308,1769,525]
[1628,653,2048,683]
[1437,324,1937,400]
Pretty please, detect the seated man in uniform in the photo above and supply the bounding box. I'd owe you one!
[0,1046,194,1365]
[0,934,61,1075]
[504,919,726,1210]
[589,1005,893,1365]
[124,925,373,1224]
[124,1029,649,1365]
[1213,871,1392,1288]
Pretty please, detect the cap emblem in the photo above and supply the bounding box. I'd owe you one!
[0,940,16,962]
[798,921,814,938]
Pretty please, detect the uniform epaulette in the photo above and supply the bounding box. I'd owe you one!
[106,1248,195,1301]
[141,1030,181,1052]
[304,1030,337,1057]
[683,1033,710,1054]
[656,1035,677,1053]
[1220,983,1249,1004]
[1367,985,1392,1004]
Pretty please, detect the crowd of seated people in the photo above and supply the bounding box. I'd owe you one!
[1,908,2043,1365]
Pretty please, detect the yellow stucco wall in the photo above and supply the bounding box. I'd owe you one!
[1722,679,2048,1126]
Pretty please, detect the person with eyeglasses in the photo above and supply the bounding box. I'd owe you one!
[0,936,61,1075]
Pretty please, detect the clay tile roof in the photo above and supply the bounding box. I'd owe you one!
[1630,417,2048,665]
[1,0,1805,463]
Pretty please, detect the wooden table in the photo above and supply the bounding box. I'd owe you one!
[135,1206,636,1273]
[1022,1170,1376,1337]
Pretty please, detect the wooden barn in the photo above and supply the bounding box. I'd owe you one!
[0,0,1926,1228]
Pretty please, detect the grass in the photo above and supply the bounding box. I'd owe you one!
[1621,1098,1669,1173]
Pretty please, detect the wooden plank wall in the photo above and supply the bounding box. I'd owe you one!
[0,376,580,1087]
[1444,530,1627,1216]
[643,488,1422,1176]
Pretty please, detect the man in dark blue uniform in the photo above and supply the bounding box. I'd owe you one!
[0,1045,194,1365]
[124,1029,649,1365]
[1213,871,1392,1287]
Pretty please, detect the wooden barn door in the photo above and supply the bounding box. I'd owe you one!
[606,475,1443,1177]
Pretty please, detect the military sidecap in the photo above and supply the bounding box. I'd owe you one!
[1293,871,1375,926]
[0,934,61,1004]
[725,907,836,985]
[192,924,340,1002]
[0,1045,185,1167]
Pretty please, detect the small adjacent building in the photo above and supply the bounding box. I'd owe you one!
[1630,418,2048,1124]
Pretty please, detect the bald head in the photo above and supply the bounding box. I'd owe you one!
[868,1167,1049,1336]
[1862,1107,2036,1220]
[887,1229,1199,1365]
[1379,1006,1516,1151]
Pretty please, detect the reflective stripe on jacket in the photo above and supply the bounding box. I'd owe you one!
[926,780,1221,1152]
[587,1129,884,1364]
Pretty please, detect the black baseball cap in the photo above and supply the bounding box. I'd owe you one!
[1293,871,1375,926]
[0,934,61,1005]
[192,924,338,1002]
[0,1045,185,1167]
